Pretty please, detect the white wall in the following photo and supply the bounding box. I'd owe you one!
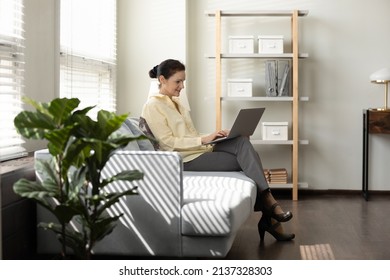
[116,0,187,117]
[23,0,390,191]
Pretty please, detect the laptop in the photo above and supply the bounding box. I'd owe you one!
[206,107,265,145]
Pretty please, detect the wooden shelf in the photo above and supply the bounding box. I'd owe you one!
[207,10,308,200]
[251,139,309,145]
[205,10,309,17]
[221,96,309,102]
[206,53,309,59]
[269,182,309,189]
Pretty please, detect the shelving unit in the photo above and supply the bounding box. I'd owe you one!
[206,10,309,200]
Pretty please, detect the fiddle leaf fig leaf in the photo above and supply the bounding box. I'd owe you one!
[48,98,80,125]
[96,110,129,139]
[14,110,56,139]
[46,126,74,156]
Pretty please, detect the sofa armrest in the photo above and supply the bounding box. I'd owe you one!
[96,150,184,256]
[35,149,185,256]
[102,150,183,223]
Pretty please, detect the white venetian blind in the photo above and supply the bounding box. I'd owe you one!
[0,0,27,161]
[60,0,116,115]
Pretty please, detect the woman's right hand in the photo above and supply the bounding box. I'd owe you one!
[201,130,229,145]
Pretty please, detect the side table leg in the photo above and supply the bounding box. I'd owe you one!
[362,111,369,201]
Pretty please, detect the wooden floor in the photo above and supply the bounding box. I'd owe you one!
[30,191,390,261]
[225,191,390,260]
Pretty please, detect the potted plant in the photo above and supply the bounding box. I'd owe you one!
[13,97,144,259]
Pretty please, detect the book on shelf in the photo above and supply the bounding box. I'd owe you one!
[269,168,288,175]
[270,173,287,177]
[267,168,288,184]
[270,179,288,184]
[270,176,287,180]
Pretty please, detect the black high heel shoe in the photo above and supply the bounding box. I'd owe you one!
[258,215,295,242]
[263,202,293,223]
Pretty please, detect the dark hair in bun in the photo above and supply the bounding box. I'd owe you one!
[148,65,159,78]
[148,59,185,80]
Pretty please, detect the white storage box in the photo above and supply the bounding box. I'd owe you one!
[229,36,254,54]
[258,35,284,54]
[262,122,288,140]
[227,79,253,97]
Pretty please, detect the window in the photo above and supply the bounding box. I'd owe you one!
[0,0,26,161]
[60,0,117,116]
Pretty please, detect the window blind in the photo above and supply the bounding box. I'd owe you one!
[60,0,116,116]
[0,0,27,161]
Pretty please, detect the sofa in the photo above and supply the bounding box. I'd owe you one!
[35,118,257,258]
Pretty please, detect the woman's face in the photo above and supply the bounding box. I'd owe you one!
[159,70,185,98]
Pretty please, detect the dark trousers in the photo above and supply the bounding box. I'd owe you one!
[183,136,269,211]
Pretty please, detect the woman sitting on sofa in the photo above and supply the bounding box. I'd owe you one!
[141,58,295,242]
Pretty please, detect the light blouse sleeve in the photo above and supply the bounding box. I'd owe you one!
[141,98,203,151]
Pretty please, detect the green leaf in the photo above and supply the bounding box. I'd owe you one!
[73,106,95,117]
[13,178,58,208]
[96,188,138,218]
[48,98,80,125]
[21,96,51,115]
[14,110,56,139]
[101,170,144,188]
[90,215,121,243]
[81,138,117,171]
[110,134,148,147]
[13,97,82,141]
[62,140,90,171]
[66,167,87,201]
[52,204,82,224]
[70,113,96,138]
[34,158,61,193]
[46,126,74,156]
[96,110,128,140]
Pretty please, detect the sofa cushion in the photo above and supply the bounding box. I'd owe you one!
[183,171,256,206]
[115,122,141,151]
[181,171,256,236]
[115,118,155,151]
[181,191,252,237]
[139,117,160,150]
[126,118,155,151]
